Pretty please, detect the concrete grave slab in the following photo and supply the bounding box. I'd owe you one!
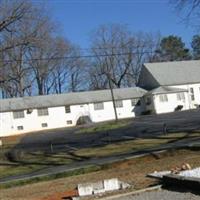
[77,178,130,197]
[104,178,120,191]
[179,167,200,178]
[93,181,104,190]
[78,183,93,196]
[118,180,131,189]
[147,171,171,179]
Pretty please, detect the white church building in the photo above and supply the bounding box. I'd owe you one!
[0,60,200,137]
[138,60,200,114]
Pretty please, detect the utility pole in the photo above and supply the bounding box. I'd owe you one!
[107,73,118,122]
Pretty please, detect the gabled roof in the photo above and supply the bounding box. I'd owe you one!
[0,87,147,112]
[143,60,200,86]
[145,86,188,96]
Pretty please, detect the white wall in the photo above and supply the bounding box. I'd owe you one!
[151,83,200,114]
[171,83,200,109]
[89,100,136,122]
[153,92,189,114]
[0,99,140,137]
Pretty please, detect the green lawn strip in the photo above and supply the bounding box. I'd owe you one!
[0,151,74,178]
[0,164,45,179]
[75,132,200,158]
[76,119,131,134]
[1,131,200,182]
[23,151,74,164]
[0,165,102,189]
[75,138,172,158]
[158,132,200,139]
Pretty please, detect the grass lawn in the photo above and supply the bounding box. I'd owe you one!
[0,150,75,179]
[76,138,169,158]
[0,130,200,181]
[75,132,200,158]
[1,148,200,200]
[75,119,132,134]
[0,116,200,184]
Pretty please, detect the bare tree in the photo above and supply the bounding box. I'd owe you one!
[0,1,33,97]
[89,24,134,89]
[51,39,87,94]
[67,52,87,92]
[0,0,88,97]
[89,24,161,89]
[171,0,200,29]
[0,0,30,52]
[28,34,59,95]
[0,0,57,97]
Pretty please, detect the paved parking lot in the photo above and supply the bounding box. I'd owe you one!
[111,190,200,200]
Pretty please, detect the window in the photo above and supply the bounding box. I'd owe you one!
[13,110,24,119]
[66,120,72,125]
[115,100,123,108]
[27,109,33,114]
[131,99,141,106]
[131,99,137,106]
[94,102,104,110]
[190,88,195,101]
[159,94,168,102]
[177,93,185,101]
[145,97,151,105]
[37,108,48,116]
[41,123,48,128]
[65,106,71,113]
[17,126,23,130]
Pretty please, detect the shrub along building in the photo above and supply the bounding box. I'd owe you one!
[1,60,200,137]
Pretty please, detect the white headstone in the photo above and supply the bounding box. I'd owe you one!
[78,183,93,196]
[103,178,120,191]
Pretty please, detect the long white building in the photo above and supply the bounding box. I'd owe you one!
[0,87,146,137]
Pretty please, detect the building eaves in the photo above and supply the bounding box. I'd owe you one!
[0,87,147,112]
[144,86,188,96]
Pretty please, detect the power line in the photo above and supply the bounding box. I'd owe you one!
[1,43,193,64]
[79,44,158,51]
[1,50,161,64]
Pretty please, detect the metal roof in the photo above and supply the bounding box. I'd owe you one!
[144,60,200,86]
[0,87,147,112]
[145,86,188,96]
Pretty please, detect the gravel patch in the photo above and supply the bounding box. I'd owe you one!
[111,190,200,200]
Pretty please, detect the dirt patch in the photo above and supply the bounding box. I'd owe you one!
[1,149,200,200]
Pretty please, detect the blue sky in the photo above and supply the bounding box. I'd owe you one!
[39,0,196,48]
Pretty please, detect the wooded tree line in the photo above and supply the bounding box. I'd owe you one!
[0,0,200,98]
